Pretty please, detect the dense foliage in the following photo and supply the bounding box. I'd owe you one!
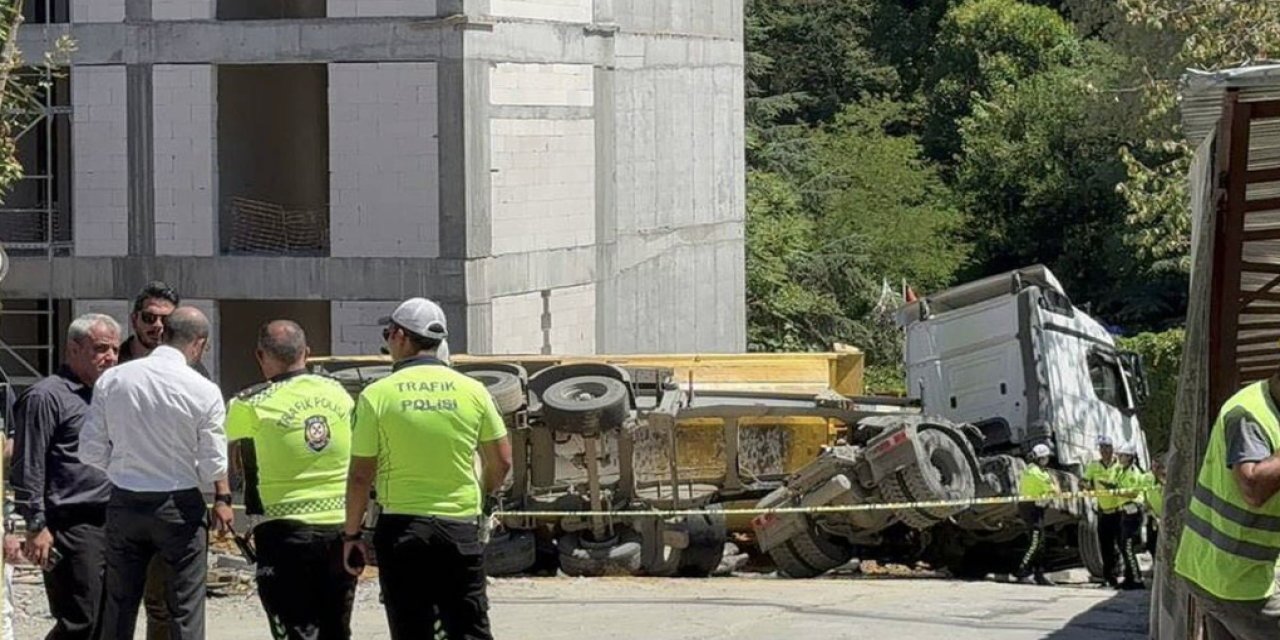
[1116,328,1184,454]
[743,0,1265,369]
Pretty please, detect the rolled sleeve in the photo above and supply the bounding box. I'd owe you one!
[224,399,258,442]
[12,391,56,519]
[196,392,228,484]
[477,392,508,443]
[1224,409,1274,468]
[351,392,379,458]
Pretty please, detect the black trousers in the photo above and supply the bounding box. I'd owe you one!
[373,515,492,640]
[1119,510,1144,584]
[254,519,357,640]
[95,488,208,640]
[1017,505,1048,576]
[1097,510,1123,582]
[43,506,107,640]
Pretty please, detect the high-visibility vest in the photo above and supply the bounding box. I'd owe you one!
[1020,464,1058,499]
[1175,381,1280,600]
[1114,465,1146,509]
[1085,459,1123,512]
[1143,473,1164,519]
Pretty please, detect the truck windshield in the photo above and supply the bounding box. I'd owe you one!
[1088,351,1131,410]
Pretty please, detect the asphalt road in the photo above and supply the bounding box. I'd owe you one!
[11,572,1150,639]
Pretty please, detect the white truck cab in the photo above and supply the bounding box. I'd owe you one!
[899,265,1151,471]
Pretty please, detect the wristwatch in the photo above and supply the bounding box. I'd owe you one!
[26,513,46,533]
[214,494,234,507]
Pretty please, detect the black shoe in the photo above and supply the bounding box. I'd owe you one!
[1106,577,1121,589]
[1034,574,1056,586]
[1120,580,1145,590]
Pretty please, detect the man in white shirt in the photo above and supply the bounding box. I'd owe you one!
[79,307,233,640]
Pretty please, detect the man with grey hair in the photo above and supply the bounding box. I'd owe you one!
[81,307,231,640]
[227,320,356,639]
[11,313,121,639]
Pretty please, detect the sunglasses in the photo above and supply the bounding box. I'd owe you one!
[139,311,170,325]
[381,325,397,342]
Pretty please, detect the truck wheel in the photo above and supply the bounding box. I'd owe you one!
[558,530,643,577]
[885,428,976,529]
[1079,506,1106,579]
[677,507,728,578]
[484,530,537,577]
[467,370,525,415]
[541,376,629,434]
[768,524,853,578]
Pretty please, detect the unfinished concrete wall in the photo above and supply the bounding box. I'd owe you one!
[489,291,544,354]
[489,0,592,22]
[549,283,594,353]
[328,62,440,258]
[154,64,216,256]
[611,0,742,38]
[71,0,124,22]
[217,65,328,254]
[489,118,595,255]
[598,11,746,353]
[72,66,129,257]
[328,0,436,17]
[153,0,214,20]
[70,300,130,337]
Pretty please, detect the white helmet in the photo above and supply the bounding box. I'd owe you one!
[1031,443,1052,459]
[1116,442,1137,456]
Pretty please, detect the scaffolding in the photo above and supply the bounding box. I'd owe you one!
[0,47,71,388]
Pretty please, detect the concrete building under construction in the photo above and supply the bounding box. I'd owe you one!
[0,0,746,393]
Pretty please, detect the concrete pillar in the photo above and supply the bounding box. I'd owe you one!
[72,66,130,257]
[153,65,216,257]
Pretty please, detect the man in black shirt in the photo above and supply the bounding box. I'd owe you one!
[11,313,121,640]
[116,281,209,640]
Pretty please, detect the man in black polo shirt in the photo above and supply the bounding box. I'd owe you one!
[11,314,122,639]
[116,281,209,640]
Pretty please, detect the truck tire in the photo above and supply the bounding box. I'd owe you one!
[885,428,976,529]
[466,370,525,415]
[677,507,728,578]
[558,530,643,577]
[484,530,537,577]
[541,376,629,434]
[1079,505,1106,579]
[768,524,854,578]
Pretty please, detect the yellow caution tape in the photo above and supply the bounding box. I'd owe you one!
[492,489,1143,520]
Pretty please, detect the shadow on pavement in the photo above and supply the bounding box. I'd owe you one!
[1044,589,1149,640]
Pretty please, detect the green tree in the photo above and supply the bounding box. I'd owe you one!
[1116,328,1184,454]
[924,0,1080,163]
[0,1,75,196]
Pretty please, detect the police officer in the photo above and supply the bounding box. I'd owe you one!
[1143,453,1166,554]
[342,298,512,640]
[226,321,356,640]
[1015,443,1060,586]
[1084,434,1123,587]
[1113,442,1145,590]
[1175,377,1280,640]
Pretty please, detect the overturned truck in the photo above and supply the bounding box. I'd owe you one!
[310,265,1151,579]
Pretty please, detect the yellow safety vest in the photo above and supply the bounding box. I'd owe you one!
[1085,459,1123,512]
[1020,464,1058,499]
[1175,381,1280,600]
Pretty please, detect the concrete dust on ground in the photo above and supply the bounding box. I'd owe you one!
[10,569,1149,640]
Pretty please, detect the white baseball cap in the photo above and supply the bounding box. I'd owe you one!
[1116,442,1137,456]
[1031,443,1052,459]
[379,298,448,340]
[1095,434,1113,447]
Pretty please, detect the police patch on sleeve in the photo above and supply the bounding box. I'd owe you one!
[304,416,332,452]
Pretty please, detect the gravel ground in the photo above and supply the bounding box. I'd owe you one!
[11,565,1150,640]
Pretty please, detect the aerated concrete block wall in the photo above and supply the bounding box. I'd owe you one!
[331,301,401,357]
[72,66,129,257]
[328,62,441,259]
[153,64,216,256]
[488,0,593,22]
[71,0,125,22]
[153,0,215,20]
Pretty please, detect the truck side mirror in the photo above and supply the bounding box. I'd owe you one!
[1118,351,1149,410]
